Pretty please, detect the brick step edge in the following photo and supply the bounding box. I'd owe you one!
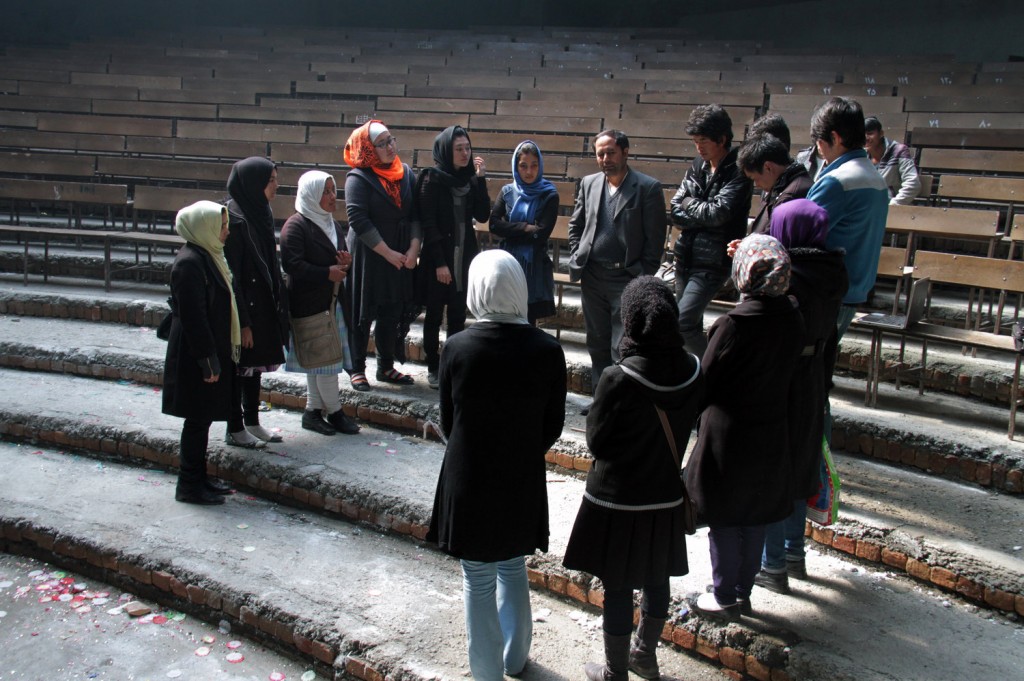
[3,290,1021,406]
[3,348,1021,496]
[4,415,1023,678]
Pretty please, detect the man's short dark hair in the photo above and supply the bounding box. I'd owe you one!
[810,97,866,150]
[685,104,734,147]
[748,113,791,151]
[864,116,883,134]
[737,134,793,174]
[594,129,629,151]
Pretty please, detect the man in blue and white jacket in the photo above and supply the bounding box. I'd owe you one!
[807,97,889,338]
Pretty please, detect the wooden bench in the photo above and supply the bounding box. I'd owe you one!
[0,177,127,229]
[919,148,1024,176]
[910,128,1024,150]
[853,252,1024,437]
[936,175,1024,229]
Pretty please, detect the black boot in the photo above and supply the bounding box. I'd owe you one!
[584,632,630,681]
[301,409,335,436]
[326,409,360,435]
[629,614,666,679]
[175,483,225,505]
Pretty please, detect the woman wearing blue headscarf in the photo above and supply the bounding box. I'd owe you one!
[488,141,560,325]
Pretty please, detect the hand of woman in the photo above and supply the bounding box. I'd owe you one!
[240,327,254,349]
[473,156,486,177]
[726,238,742,259]
[524,223,539,234]
[328,265,346,282]
[436,265,452,285]
[403,245,419,269]
[383,248,406,270]
[204,373,220,384]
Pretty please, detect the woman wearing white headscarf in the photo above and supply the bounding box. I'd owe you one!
[162,200,240,505]
[426,250,567,681]
[279,171,360,436]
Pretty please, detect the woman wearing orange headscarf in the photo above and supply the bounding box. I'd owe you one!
[343,120,420,391]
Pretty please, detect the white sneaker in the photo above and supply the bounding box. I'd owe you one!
[427,371,439,389]
[695,592,740,621]
[245,424,282,443]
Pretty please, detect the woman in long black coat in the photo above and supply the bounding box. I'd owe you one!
[756,199,848,592]
[416,125,491,389]
[343,119,420,390]
[563,276,704,681]
[684,233,804,620]
[223,156,288,447]
[426,249,566,681]
[162,200,239,505]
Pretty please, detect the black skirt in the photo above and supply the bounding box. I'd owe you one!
[562,497,689,591]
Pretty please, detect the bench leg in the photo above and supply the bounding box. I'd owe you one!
[1011,355,1022,440]
[919,340,928,396]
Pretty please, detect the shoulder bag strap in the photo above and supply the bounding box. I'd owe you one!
[653,405,680,469]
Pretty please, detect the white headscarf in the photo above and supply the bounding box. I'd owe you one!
[467,250,529,325]
[295,170,337,247]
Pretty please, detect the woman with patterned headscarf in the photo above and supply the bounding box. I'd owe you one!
[343,120,420,391]
[416,125,491,389]
[487,140,559,325]
[683,233,804,621]
[162,200,240,505]
[223,156,288,448]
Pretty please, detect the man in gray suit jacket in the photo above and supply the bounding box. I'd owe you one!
[568,129,667,389]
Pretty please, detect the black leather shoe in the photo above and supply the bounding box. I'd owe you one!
[327,409,360,435]
[204,478,233,495]
[302,410,336,436]
[175,487,226,505]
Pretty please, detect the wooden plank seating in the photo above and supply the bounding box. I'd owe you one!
[0,94,93,114]
[0,151,97,180]
[366,111,471,130]
[0,225,112,286]
[131,185,226,230]
[907,112,1024,130]
[376,96,496,115]
[853,252,1024,437]
[467,114,603,136]
[770,93,906,114]
[176,120,307,144]
[139,88,256,105]
[296,80,406,97]
[17,81,140,101]
[36,113,173,138]
[904,96,1024,114]
[98,156,234,186]
[0,129,126,154]
[919,148,1024,176]
[91,99,218,119]
[910,128,1024,150]
[126,136,267,161]
[219,105,342,125]
[0,177,128,229]
[936,175,1024,226]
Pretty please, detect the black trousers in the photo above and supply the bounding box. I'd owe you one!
[178,418,212,489]
[601,581,670,636]
[349,302,402,374]
[423,278,468,372]
[228,372,262,432]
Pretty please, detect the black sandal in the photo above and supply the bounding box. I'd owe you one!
[350,372,371,392]
[376,368,414,385]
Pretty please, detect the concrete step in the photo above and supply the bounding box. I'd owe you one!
[2,291,1022,499]
[1,368,1022,680]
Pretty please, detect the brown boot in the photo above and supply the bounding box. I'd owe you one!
[584,632,631,681]
[629,614,666,679]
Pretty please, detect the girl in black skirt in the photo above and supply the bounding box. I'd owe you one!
[563,276,704,681]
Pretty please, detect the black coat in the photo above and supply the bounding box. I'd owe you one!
[749,163,813,235]
[279,214,352,329]
[786,248,848,497]
[671,147,753,272]
[583,353,704,506]
[684,295,804,527]
[224,200,287,366]
[417,170,491,277]
[344,166,417,323]
[162,243,235,422]
[426,322,566,562]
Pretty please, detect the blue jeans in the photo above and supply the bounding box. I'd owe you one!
[675,268,728,360]
[762,499,807,571]
[461,557,532,680]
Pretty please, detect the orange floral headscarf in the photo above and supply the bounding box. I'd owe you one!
[343,120,405,208]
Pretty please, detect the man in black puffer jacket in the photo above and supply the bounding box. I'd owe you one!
[671,104,753,359]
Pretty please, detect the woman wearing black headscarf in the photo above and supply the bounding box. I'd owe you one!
[416,125,491,389]
[223,156,288,448]
[563,276,704,681]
